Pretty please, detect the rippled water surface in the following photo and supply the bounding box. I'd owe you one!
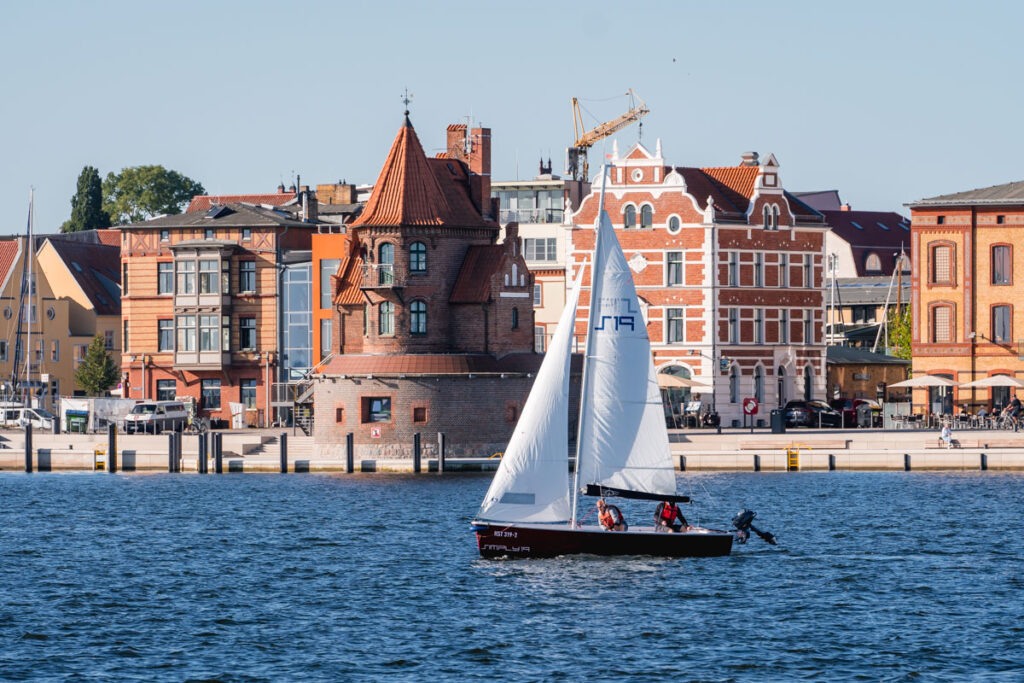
[1,471,1022,681]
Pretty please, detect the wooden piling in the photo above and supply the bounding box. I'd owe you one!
[753,454,761,472]
[437,432,446,473]
[829,453,836,471]
[904,453,911,472]
[345,432,354,474]
[214,433,223,473]
[413,433,421,474]
[24,423,32,473]
[980,452,988,471]
[168,433,176,472]
[107,423,117,474]
[197,432,207,474]
[678,454,686,472]
[279,432,288,473]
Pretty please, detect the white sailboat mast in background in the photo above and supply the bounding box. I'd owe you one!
[25,188,33,406]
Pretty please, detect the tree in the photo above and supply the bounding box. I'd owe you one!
[61,166,111,232]
[886,304,912,361]
[102,165,205,224]
[75,334,120,396]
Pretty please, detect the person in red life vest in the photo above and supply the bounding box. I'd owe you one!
[654,500,689,533]
[596,498,627,531]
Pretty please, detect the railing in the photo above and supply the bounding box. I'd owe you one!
[361,264,402,288]
[499,208,564,224]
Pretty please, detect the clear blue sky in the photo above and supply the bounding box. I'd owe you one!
[2,0,1022,233]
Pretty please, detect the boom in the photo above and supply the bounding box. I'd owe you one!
[568,90,649,182]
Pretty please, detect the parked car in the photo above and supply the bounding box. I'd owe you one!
[830,398,881,427]
[123,401,189,434]
[784,400,843,428]
[1,406,56,430]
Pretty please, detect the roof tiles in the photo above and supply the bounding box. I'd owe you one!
[187,192,295,213]
[449,245,505,303]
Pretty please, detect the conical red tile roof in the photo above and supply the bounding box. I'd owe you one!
[351,117,453,227]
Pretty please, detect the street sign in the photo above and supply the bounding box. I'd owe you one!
[742,398,759,415]
[370,426,381,438]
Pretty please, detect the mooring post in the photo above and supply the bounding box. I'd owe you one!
[197,432,207,474]
[107,423,118,474]
[829,453,836,471]
[753,453,761,472]
[413,433,421,474]
[176,431,183,472]
[678,454,686,472]
[345,432,354,474]
[980,452,988,471]
[168,432,175,473]
[279,432,288,473]
[904,453,911,472]
[437,432,446,473]
[24,423,32,473]
[214,432,223,474]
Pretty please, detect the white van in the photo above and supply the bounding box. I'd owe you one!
[1,406,56,430]
[123,401,189,434]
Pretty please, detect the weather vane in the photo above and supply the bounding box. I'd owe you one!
[401,87,413,115]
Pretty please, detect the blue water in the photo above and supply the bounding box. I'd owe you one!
[0,471,1021,681]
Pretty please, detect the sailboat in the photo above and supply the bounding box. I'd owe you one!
[473,167,767,559]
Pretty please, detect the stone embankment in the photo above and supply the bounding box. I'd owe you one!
[0,428,1022,473]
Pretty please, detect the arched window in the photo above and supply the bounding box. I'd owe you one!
[930,304,953,343]
[378,301,394,335]
[803,365,813,401]
[729,365,740,403]
[929,242,953,284]
[763,205,771,229]
[624,205,636,229]
[512,264,518,284]
[378,243,395,285]
[865,252,882,273]
[777,366,787,406]
[410,300,427,334]
[754,365,764,403]
[667,216,681,234]
[410,241,427,273]
[640,204,653,228]
[771,205,780,230]
[511,307,519,329]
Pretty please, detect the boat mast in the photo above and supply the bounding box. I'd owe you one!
[570,165,608,528]
[26,188,33,406]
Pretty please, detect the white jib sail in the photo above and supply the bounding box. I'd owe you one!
[576,208,676,496]
[476,262,585,523]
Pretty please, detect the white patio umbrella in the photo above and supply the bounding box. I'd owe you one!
[888,376,959,388]
[957,375,1024,389]
[657,374,712,391]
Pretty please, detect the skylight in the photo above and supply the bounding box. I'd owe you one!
[876,222,890,231]
[850,221,865,230]
[72,262,83,272]
[899,222,910,231]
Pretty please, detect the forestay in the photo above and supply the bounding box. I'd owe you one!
[576,208,676,497]
[475,263,585,523]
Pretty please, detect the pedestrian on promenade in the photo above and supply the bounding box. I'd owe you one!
[940,422,953,449]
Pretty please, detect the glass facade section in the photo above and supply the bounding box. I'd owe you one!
[281,262,312,380]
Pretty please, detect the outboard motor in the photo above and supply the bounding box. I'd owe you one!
[732,509,776,545]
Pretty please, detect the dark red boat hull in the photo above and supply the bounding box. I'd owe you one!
[474,523,733,559]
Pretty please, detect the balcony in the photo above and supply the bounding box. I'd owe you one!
[361,264,404,289]
[174,350,231,371]
[499,208,564,224]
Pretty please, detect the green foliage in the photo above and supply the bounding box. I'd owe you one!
[886,305,912,360]
[61,166,111,232]
[102,165,205,225]
[74,334,120,396]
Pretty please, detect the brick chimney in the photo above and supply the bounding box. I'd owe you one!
[316,182,357,205]
[446,124,493,221]
[740,151,760,166]
[841,203,851,211]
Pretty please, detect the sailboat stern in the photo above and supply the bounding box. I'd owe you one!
[473,522,733,559]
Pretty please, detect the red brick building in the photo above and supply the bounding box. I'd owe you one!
[570,141,829,427]
[312,115,541,458]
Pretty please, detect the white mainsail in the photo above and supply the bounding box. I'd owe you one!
[476,262,585,523]
[575,199,676,497]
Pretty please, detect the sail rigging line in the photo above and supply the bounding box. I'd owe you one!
[570,166,610,528]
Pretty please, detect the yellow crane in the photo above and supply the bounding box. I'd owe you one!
[568,89,650,182]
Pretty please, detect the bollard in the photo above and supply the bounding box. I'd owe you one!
[214,433,223,474]
[904,453,911,472]
[279,432,288,473]
[828,453,836,471]
[753,453,761,472]
[980,452,988,471]
[107,423,118,474]
[52,416,60,435]
[678,454,686,472]
[24,423,32,473]
[437,432,446,473]
[168,433,176,472]
[413,433,421,474]
[345,432,354,474]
